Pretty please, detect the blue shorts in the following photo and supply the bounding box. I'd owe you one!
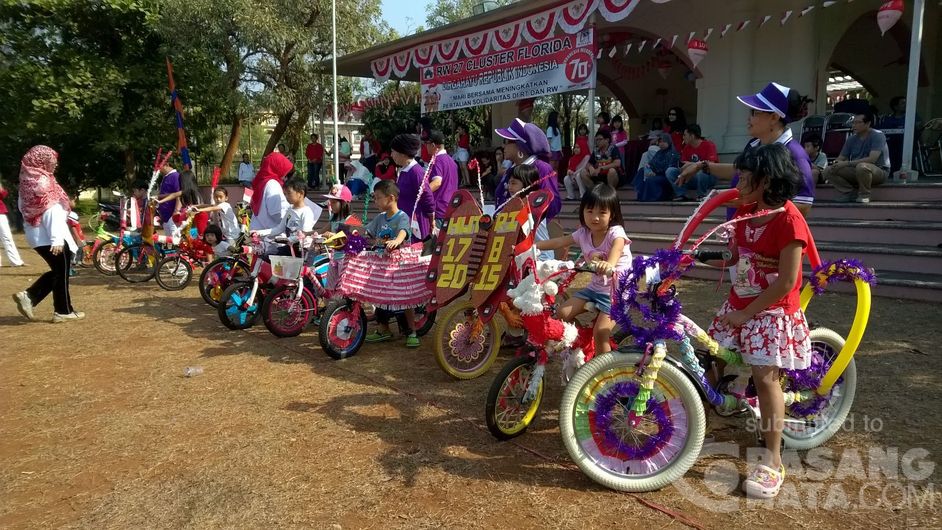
[573,288,612,315]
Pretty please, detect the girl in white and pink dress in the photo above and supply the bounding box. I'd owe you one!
[536,184,631,355]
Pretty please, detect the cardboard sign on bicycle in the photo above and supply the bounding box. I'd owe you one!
[474,190,552,321]
[427,190,486,310]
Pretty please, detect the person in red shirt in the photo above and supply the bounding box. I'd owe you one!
[374,152,396,181]
[455,123,471,187]
[702,143,812,499]
[359,129,381,174]
[305,134,324,190]
[666,124,719,200]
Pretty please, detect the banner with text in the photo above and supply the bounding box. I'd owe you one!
[420,29,596,114]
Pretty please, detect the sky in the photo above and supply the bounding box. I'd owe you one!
[381,0,424,36]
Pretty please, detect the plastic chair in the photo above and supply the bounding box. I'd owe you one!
[800,115,826,141]
[916,118,942,177]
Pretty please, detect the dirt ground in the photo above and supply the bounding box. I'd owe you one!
[1,236,941,529]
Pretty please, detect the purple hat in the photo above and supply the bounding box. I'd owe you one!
[495,118,551,157]
[737,82,792,119]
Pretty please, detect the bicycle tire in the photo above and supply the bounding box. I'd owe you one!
[485,355,544,440]
[115,243,158,283]
[155,255,193,291]
[262,283,317,338]
[781,327,856,450]
[319,299,367,360]
[217,281,261,330]
[199,257,251,308]
[559,350,706,492]
[433,301,501,380]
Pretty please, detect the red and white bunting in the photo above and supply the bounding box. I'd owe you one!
[557,0,599,33]
[367,0,863,82]
[391,49,412,78]
[523,10,556,43]
[491,20,522,50]
[370,57,391,83]
[597,0,642,23]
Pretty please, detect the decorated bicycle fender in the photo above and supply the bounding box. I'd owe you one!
[427,190,486,310]
[475,190,552,322]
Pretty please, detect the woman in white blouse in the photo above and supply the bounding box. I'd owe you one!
[12,146,83,322]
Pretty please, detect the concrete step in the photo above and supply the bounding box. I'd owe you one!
[626,232,942,277]
[681,264,942,303]
[551,214,942,248]
[618,200,942,223]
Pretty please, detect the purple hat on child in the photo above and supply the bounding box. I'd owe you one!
[495,118,551,157]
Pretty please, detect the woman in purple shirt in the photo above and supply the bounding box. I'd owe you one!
[494,118,562,222]
[674,82,815,217]
[389,134,436,242]
[425,129,459,221]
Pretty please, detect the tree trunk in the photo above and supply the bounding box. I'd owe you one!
[285,107,311,157]
[219,114,242,178]
[264,111,294,155]
[123,148,136,191]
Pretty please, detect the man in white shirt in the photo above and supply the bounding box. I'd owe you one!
[238,153,255,188]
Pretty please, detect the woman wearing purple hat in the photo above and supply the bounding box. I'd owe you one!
[493,118,562,222]
[675,82,814,216]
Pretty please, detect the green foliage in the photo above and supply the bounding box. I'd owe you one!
[425,0,516,29]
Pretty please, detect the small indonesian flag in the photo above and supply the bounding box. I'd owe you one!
[514,203,535,255]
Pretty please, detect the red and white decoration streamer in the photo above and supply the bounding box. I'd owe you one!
[369,0,869,81]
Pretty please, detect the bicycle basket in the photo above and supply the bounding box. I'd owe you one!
[270,255,303,280]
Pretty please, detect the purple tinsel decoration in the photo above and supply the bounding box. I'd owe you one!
[344,232,367,255]
[782,340,844,417]
[592,381,674,461]
[810,259,877,295]
[611,249,686,348]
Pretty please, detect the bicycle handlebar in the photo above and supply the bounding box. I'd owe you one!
[687,249,732,263]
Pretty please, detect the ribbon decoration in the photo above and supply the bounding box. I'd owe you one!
[165,58,192,170]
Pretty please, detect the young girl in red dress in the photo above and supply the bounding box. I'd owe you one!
[706,143,813,499]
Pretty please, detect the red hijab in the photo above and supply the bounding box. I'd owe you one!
[19,145,71,226]
[250,152,294,215]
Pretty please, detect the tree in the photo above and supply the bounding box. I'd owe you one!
[426,0,516,29]
[0,1,182,192]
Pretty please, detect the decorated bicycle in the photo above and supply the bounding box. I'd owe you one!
[557,186,874,493]
[79,192,143,275]
[427,189,546,380]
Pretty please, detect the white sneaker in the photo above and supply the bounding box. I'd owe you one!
[13,291,34,320]
[52,312,83,323]
[855,197,871,204]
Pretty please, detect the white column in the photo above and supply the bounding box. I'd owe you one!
[898,0,924,181]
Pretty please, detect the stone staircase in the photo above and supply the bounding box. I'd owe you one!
[341,180,942,302]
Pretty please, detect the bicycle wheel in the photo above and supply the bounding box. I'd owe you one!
[485,355,544,440]
[199,257,251,307]
[87,211,103,232]
[262,283,317,338]
[92,241,118,275]
[217,281,261,330]
[433,301,501,380]
[155,255,193,291]
[559,350,706,493]
[115,243,159,283]
[319,298,367,360]
[781,327,856,450]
